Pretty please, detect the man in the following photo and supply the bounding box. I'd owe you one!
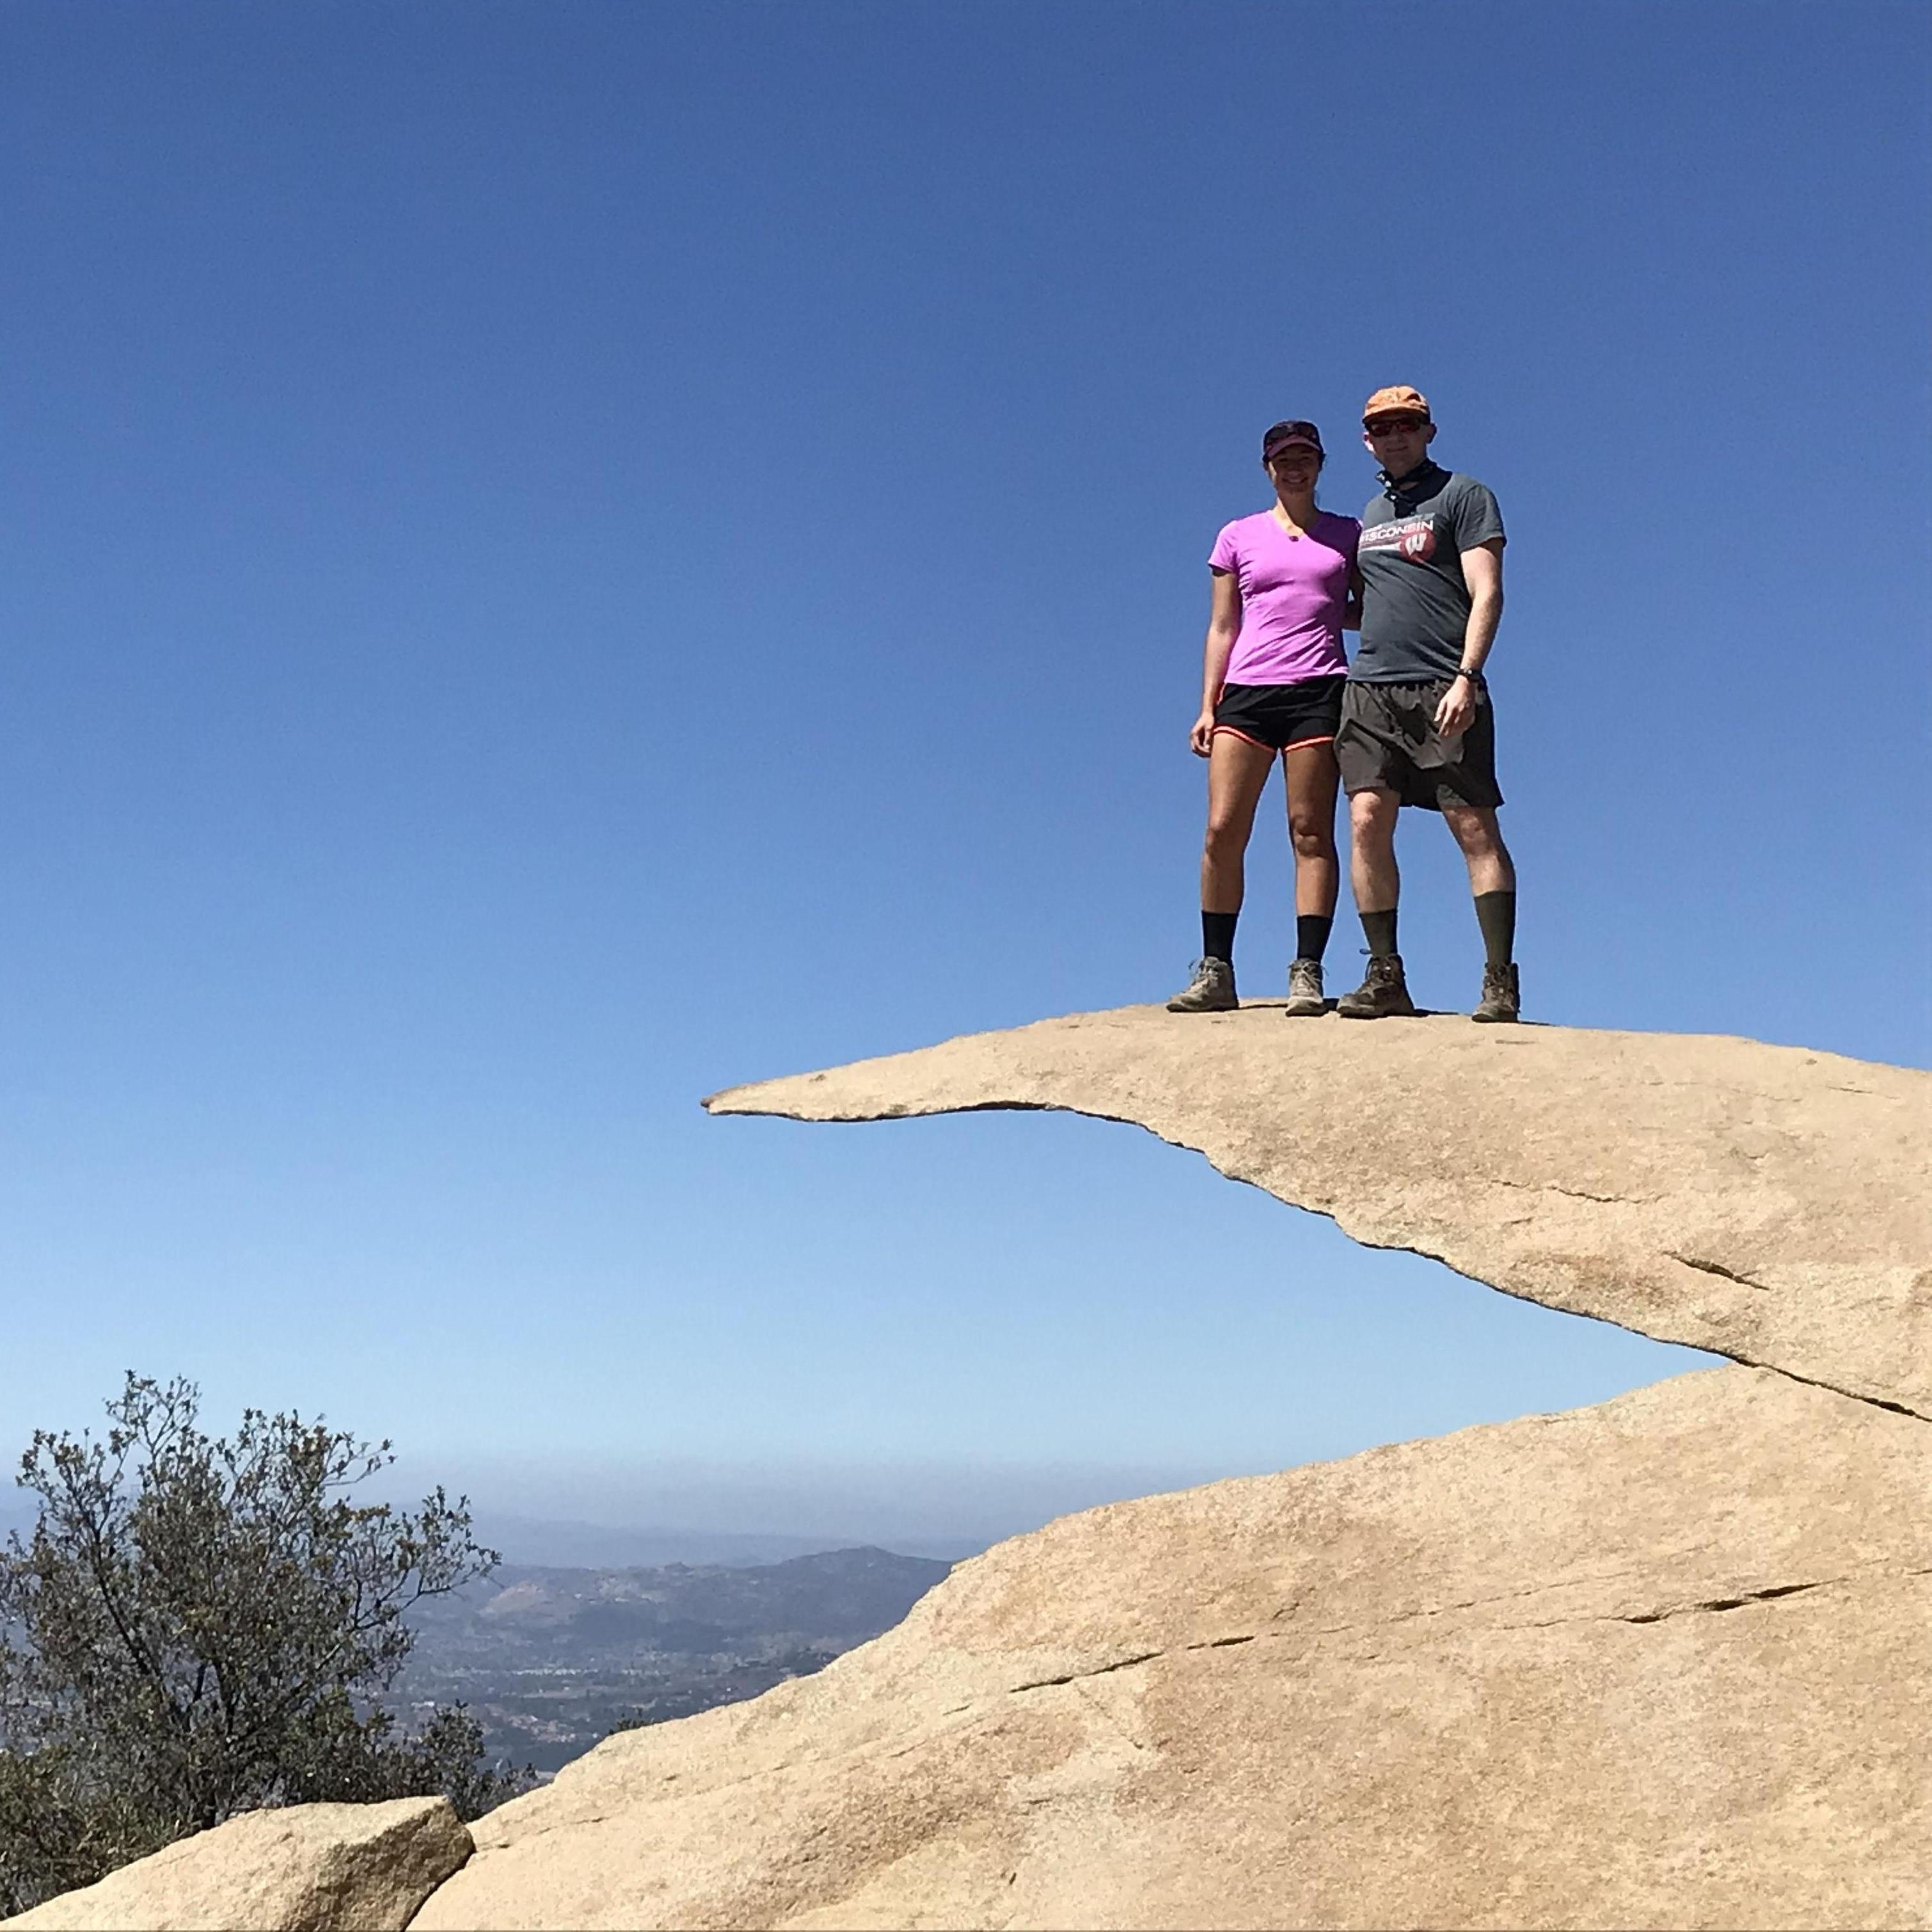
[1333,386,1519,1022]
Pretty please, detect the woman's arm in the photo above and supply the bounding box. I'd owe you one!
[1190,569,1242,757]
[1342,562,1365,633]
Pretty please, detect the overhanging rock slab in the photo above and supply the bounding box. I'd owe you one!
[706,1008,1931,1419]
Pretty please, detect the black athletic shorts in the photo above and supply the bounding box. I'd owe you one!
[1212,676,1346,753]
[1334,677,1504,812]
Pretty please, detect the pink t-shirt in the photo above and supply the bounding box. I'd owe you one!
[1209,510,1359,685]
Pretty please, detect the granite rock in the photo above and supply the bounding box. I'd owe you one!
[3,1796,471,1932]
[415,1368,1931,1930]
[708,1010,1931,1418]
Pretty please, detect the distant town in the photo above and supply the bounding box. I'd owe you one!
[395,1546,951,1776]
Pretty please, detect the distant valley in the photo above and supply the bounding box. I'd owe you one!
[3,1487,957,1780]
[396,1546,951,1775]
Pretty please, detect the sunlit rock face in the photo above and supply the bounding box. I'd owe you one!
[708,1008,1931,1420]
[415,1369,1931,1931]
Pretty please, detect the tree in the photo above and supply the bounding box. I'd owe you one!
[0,1374,533,1915]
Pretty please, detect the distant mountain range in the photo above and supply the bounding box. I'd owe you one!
[3,1490,972,1569]
[470,1514,972,1569]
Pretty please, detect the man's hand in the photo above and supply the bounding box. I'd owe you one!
[1189,709,1217,757]
[1433,675,1476,740]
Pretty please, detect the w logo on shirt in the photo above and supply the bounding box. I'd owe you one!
[1398,524,1436,560]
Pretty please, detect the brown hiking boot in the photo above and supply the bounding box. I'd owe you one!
[1283,958,1326,1017]
[1165,957,1237,1013]
[1471,962,1520,1023]
[1335,953,1417,1019]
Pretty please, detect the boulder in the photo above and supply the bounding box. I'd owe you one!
[4,1796,471,1932]
[706,1010,1931,1418]
[415,1368,1931,1930]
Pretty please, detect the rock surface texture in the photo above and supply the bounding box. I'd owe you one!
[414,1369,1931,1930]
[708,1010,1931,1418]
[3,1796,471,1932]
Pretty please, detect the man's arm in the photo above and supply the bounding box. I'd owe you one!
[1432,539,1505,738]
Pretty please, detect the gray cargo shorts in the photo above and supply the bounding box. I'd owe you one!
[1334,677,1503,812]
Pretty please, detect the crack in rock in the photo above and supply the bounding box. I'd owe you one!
[1491,1178,1661,1205]
[1615,1580,1829,1624]
[1667,1251,1774,1292]
[1611,1565,1932,1625]
[1010,1651,1160,1693]
[1004,1565,1926,1695]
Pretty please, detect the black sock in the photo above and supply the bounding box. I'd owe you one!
[1201,910,1239,963]
[1295,914,1333,965]
[1475,891,1516,969]
[1360,907,1398,958]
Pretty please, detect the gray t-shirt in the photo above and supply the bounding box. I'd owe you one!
[1352,461,1505,683]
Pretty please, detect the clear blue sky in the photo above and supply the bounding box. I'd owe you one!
[1,3,1926,1549]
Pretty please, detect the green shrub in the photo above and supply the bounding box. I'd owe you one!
[0,1374,533,1916]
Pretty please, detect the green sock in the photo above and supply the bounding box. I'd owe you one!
[1475,891,1516,969]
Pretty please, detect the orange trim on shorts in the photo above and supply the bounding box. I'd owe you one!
[1283,733,1336,751]
[1209,724,1275,751]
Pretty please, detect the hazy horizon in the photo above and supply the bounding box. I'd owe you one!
[5,1364,1725,1569]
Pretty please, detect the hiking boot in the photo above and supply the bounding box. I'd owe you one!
[1335,953,1417,1019]
[1165,957,1237,1013]
[1283,958,1326,1017]
[1471,961,1520,1024]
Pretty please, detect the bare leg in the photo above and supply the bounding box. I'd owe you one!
[1348,787,1402,916]
[1283,740,1340,918]
[1200,733,1277,914]
[1334,785,1418,1015]
[1440,802,1516,896]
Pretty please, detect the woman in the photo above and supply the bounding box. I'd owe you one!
[1166,418,1360,1016]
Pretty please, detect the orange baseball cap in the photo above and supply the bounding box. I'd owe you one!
[1363,384,1432,425]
